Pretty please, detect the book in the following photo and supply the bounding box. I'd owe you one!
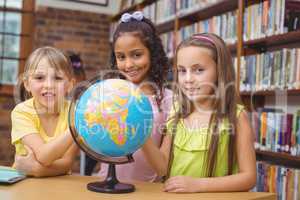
[0,166,26,184]
[254,162,300,200]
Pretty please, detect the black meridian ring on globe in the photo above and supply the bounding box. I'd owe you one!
[68,76,154,193]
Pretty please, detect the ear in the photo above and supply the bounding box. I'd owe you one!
[23,79,31,93]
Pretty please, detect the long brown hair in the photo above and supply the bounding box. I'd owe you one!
[167,33,240,177]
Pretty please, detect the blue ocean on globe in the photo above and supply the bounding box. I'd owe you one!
[73,79,153,157]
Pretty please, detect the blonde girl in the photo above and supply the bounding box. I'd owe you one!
[11,46,78,177]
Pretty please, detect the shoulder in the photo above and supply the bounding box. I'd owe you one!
[12,98,36,117]
[237,104,247,117]
[63,100,71,112]
[162,88,173,98]
[161,88,173,103]
[236,104,251,128]
[160,88,173,111]
[59,100,71,120]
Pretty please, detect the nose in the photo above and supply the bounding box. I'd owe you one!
[184,70,194,83]
[124,58,134,70]
[44,76,55,88]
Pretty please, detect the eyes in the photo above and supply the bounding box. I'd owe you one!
[32,74,65,81]
[115,51,143,61]
[177,66,204,74]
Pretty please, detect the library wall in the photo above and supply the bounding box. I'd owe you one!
[0,97,16,166]
[34,6,111,79]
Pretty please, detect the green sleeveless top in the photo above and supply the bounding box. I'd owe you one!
[166,105,244,178]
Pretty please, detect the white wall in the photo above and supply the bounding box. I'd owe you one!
[36,0,120,15]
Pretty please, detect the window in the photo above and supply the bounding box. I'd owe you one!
[0,0,34,94]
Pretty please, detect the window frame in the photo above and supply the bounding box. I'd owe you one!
[0,0,35,96]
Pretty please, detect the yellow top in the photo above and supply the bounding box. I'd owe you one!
[167,105,244,177]
[11,98,70,156]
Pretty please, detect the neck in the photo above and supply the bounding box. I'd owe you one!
[33,100,61,117]
[39,112,60,120]
[192,97,215,114]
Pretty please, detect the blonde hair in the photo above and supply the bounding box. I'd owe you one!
[23,46,73,80]
[17,46,73,101]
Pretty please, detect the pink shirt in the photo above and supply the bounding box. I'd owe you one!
[98,88,173,182]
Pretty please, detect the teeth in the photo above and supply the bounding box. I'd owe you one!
[127,70,139,76]
[43,93,54,97]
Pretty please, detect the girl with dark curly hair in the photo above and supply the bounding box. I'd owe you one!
[98,11,173,182]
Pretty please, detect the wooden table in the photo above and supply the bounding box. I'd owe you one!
[0,175,276,200]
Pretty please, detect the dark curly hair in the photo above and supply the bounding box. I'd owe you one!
[110,16,170,109]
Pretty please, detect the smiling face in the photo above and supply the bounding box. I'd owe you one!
[177,46,217,104]
[24,57,72,113]
[114,33,151,84]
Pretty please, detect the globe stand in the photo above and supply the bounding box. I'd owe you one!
[87,163,135,193]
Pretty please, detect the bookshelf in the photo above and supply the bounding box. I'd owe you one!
[244,30,300,55]
[240,89,300,96]
[112,0,156,21]
[155,0,238,34]
[111,1,300,198]
[256,150,300,169]
[111,0,300,162]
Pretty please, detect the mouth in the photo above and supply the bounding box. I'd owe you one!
[184,87,200,93]
[124,68,142,77]
[42,92,55,97]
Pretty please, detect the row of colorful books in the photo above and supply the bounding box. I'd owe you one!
[143,0,297,41]
[250,108,300,156]
[243,0,287,41]
[176,0,220,17]
[177,11,237,45]
[160,31,175,58]
[142,2,156,23]
[143,0,222,25]
[253,162,300,200]
[155,0,176,24]
[114,0,300,45]
[119,0,143,11]
[159,10,237,57]
[142,0,176,24]
[286,1,300,32]
[240,48,300,92]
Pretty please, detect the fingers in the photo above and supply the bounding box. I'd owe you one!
[164,182,185,193]
[167,188,185,193]
[164,176,181,185]
[164,177,183,193]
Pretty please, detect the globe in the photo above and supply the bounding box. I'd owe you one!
[69,78,153,193]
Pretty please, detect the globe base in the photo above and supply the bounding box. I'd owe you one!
[87,181,135,193]
[86,163,135,193]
